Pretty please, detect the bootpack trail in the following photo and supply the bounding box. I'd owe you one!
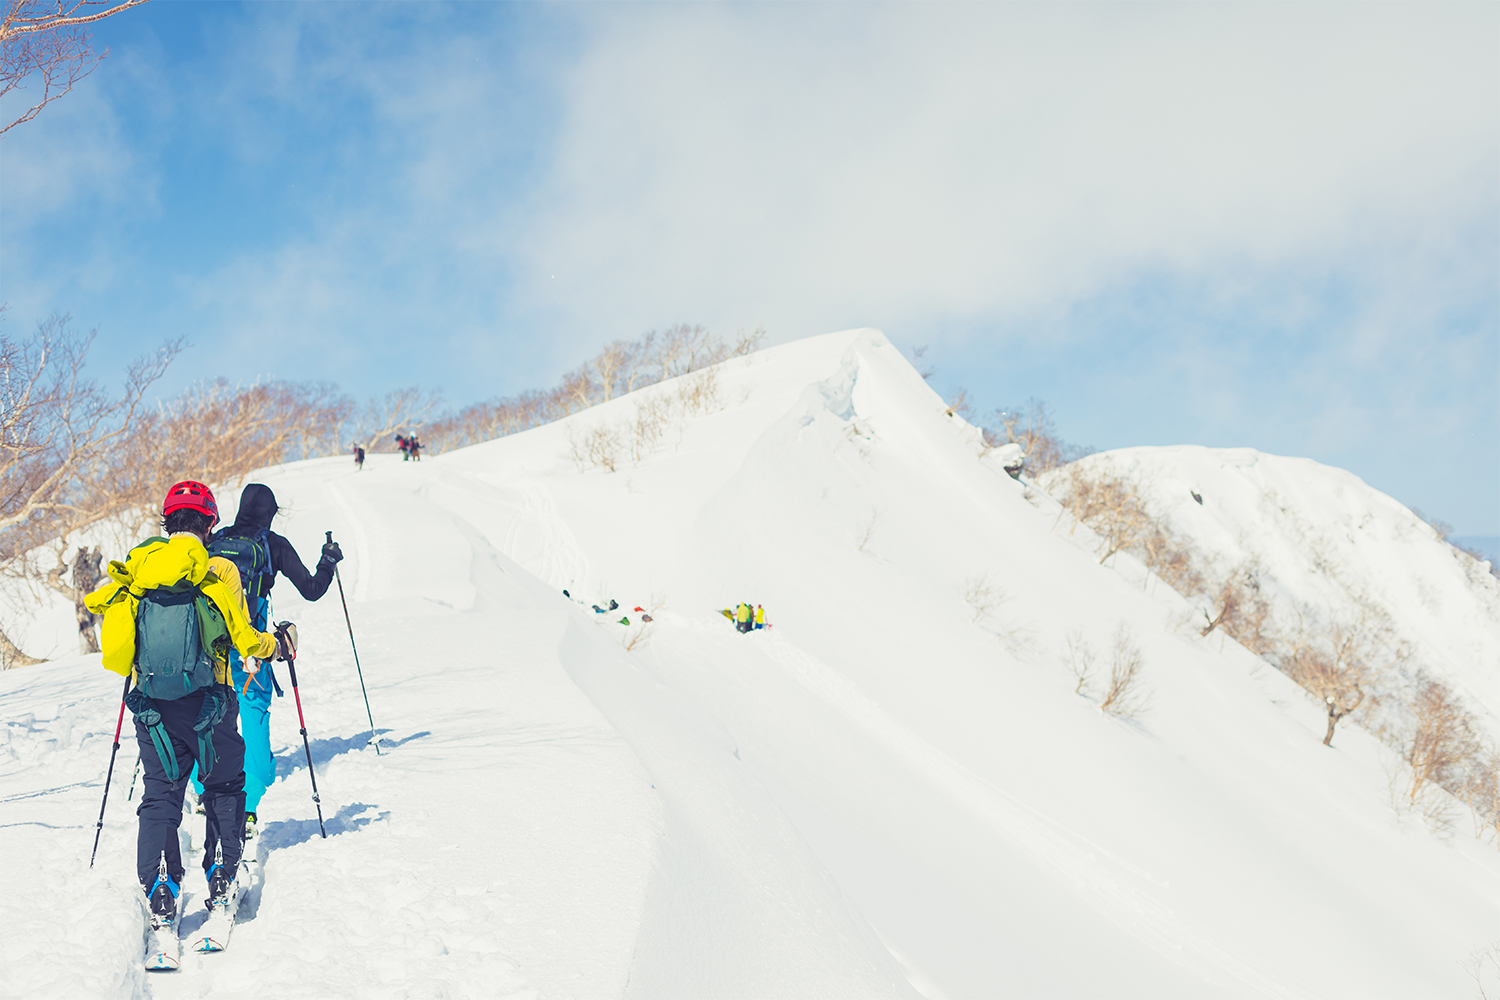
[1,329,1496,999]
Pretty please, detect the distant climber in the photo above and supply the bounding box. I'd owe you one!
[735,602,752,633]
[409,435,423,462]
[754,604,766,630]
[1191,491,1203,505]
[396,434,410,461]
[353,445,366,471]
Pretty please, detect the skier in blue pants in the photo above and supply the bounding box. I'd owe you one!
[191,483,342,839]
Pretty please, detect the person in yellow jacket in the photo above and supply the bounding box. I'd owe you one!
[754,604,766,630]
[86,480,294,928]
[735,602,752,633]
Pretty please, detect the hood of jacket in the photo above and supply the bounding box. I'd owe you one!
[230,483,278,532]
[105,534,211,595]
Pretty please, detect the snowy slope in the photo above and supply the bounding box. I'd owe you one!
[2,329,1497,999]
[1065,445,1500,738]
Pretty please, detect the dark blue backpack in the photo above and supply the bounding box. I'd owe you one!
[208,527,274,629]
[133,584,227,701]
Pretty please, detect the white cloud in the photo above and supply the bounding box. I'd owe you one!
[515,4,1497,342]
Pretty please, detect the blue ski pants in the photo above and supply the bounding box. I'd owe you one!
[192,649,277,814]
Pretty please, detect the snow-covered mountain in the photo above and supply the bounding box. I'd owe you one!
[2,329,1496,999]
[1062,445,1500,741]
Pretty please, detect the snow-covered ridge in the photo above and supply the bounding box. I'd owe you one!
[1066,444,1500,739]
[2,329,1496,999]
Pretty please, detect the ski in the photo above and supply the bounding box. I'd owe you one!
[144,917,181,971]
[143,855,182,971]
[189,835,264,953]
[190,878,239,953]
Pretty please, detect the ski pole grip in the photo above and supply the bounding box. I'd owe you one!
[326,530,333,544]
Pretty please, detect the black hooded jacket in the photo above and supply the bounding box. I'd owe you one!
[221,484,334,602]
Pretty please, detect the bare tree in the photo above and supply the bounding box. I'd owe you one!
[0,316,178,660]
[1281,605,1400,747]
[1099,624,1149,719]
[1405,675,1481,805]
[1199,562,1274,653]
[1462,744,1500,848]
[1048,460,1156,565]
[70,543,100,652]
[355,386,441,452]
[984,399,1091,476]
[1,0,152,135]
[1064,628,1097,695]
[963,573,1004,626]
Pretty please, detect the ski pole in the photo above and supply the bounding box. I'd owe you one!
[90,673,132,868]
[126,754,142,802]
[279,625,326,839]
[328,531,381,754]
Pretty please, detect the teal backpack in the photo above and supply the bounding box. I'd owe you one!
[133,583,230,701]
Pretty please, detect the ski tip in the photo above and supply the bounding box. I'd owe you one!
[193,937,227,953]
[145,952,180,971]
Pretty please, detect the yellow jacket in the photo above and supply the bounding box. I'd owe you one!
[85,533,279,681]
[735,603,750,623]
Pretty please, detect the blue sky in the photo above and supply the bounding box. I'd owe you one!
[2,2,1496,534]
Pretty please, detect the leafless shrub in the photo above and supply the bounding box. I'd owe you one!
[963,573,1004,625]
[1465,942,1500,1000]
[588,424,622,473]
[909,345,935,381]
[1462,745,1500,849]
[1199,561,1276,654]
[1065,628,1097,696]
[1404,674,1481,807]
[674,367,722,416]
[1140,522,1206,597]
[983,399,1092,476]
[1046,460,1156,565]
[630,393,670,463]
[1099,624,1149,719]
[1412,507,1499,583]
[945,388,972,419]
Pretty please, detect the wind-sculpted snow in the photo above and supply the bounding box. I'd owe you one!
[1,329,1497,999]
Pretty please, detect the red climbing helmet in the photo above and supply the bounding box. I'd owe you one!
[162,480,219,527]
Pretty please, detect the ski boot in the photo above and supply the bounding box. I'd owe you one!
[145,854,179,930]
[205,845,239,914]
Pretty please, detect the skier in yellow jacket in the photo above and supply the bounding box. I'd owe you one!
[86,481,293,929]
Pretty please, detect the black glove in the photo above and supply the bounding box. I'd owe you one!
[319,540,343,566]
[274,621,299,662]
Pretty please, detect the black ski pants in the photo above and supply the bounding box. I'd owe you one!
[134,687,246,888]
